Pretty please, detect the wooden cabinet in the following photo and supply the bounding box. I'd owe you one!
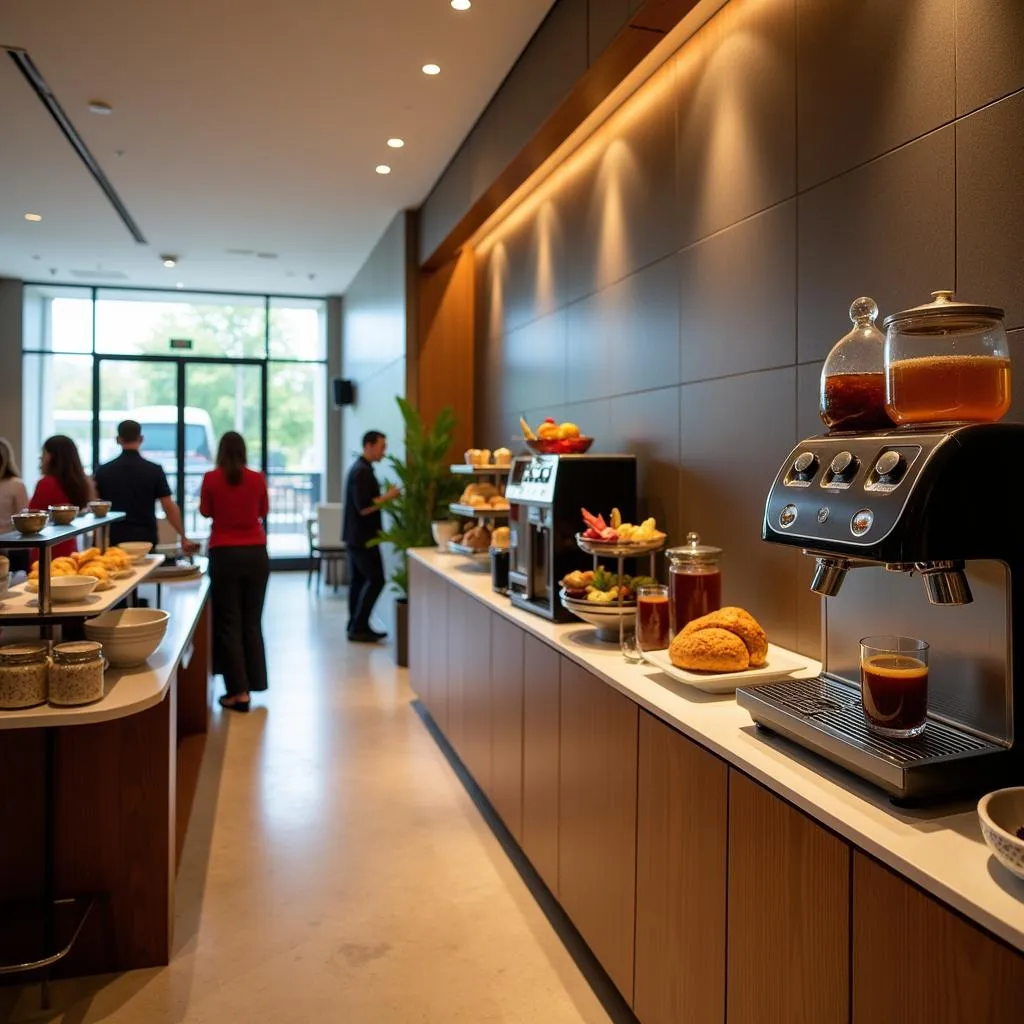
[853,853,1024,1024]
[727,771,850,1024]
[489,614,524,841]
[425,568,449,730]
[559,657,639,1002]
[446,589,468,759]
[408,559,430,705]
[459,594,493,793]
[522,634,561,895]
[635,711,728,1024]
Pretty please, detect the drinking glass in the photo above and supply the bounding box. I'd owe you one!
[636,584,671,652]
[860,635,929,739]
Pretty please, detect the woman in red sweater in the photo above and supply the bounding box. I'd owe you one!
[28,435,95,561]
[199,431,269,711]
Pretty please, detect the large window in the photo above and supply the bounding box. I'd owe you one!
[22,285,328,560]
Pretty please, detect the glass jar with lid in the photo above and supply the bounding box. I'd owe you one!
[820,297,892,431]
[0,641,49,710]
[665,532,722,637]
[49,641,105,706]
[883,290,1011,426]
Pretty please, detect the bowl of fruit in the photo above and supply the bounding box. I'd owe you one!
[520,417,594,455]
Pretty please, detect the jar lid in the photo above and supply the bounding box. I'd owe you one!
[53,640,103,663]
[665,531,722,563]
[0,641,49,664]
[882,290,1004,330]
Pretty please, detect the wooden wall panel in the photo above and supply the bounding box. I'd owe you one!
[558,657,638,1002]
[489,613,525,840]
[521,633,561,895]
[635,711,728,1024]
[459,594,493,794]
[727,770,849,1024]
[853,853,1024,1024]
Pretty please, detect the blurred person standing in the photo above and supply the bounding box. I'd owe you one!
[199,431,269,712]
[28,435,95,561]
[342,430,399,642]
[0,437,30,573]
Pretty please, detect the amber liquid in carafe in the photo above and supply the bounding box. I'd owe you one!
[669,568,721,638]
[821,372,892,431]
[887,355,1012,425]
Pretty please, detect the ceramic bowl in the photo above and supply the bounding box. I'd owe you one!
[88,500,112,517]
[116,541,153,563]
[47,575,99,603]
[84,609,169,667]
[978,786,1024,882]
[524,436,594,455]
[48,504,80,525]
[431,520,459,549]
[11,510,48,534]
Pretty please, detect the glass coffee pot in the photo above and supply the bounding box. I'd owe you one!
[819,297,892,431]
[883,290,1011,426]
[665,533,722,638]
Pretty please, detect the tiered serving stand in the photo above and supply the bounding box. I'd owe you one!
[447,462,510,567]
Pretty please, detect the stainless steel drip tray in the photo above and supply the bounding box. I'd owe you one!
[736,676,1003,800]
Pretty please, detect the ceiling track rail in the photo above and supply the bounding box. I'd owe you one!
[4,45,148,244]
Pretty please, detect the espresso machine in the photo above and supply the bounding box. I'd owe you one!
[737,424,1024,802]
[505,454,636,622]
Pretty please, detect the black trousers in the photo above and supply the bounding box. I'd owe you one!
[209,545,270,696]
[347,545,385,634]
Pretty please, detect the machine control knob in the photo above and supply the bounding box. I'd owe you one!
[874,450,905,481]
[830,450,858,479]
[779,504,798,529]
[792,451,818,479]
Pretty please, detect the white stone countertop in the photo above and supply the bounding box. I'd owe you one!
[411,547,1024,954]
[0,574,210,730]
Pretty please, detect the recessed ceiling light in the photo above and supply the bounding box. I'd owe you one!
[376,164,392,175]
[451,0,472,9]
[87,100,113,115]
[387,138,405,149]
[24,213,42,222]
[422,63,441,76]
[161,255,177,268]
[176,282,184,289]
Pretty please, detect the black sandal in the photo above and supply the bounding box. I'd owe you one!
[219,695,250,712]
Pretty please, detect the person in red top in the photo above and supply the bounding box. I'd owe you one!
[199,431,269,711]
[28,435,96,562]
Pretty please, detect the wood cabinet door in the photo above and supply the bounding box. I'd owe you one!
[459,594,493,794]
[522,633,561,895]
[489,614,524,841]
[727,771,850,1024]
[445,588,467,757]
[425,570,449,731]
[408,560,430,706]
[853,853,1024,1023]
[558,657,639,1002]
[635,711,728,1024]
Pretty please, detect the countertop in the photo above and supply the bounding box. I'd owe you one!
[0,574,210,730]
[411,547,1024,953]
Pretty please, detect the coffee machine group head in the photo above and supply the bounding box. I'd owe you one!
[738,423,1024,802]
[504,454,636,622]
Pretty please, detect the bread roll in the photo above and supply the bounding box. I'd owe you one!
[682,607,768,667]
[670,627,749,672]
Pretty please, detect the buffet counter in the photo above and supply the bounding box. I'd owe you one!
[410,548,1024,1023]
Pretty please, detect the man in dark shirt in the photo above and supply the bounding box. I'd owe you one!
[94,419,198,552]
[343,430,400,642]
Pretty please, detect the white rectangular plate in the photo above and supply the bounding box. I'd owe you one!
[641,643,816,693]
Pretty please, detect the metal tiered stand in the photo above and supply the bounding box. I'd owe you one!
[568,533,665,645]
[0,512,123,1005]
[447,462,510,567]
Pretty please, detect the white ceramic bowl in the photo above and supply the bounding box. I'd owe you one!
[47,575,99,603]
[116,541,153,563]
[559,590,636,641]
[84,608,169,635]
[431,520,459,549]
[90,633,166,668]
[978,787,1024,882]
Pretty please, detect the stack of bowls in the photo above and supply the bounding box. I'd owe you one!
[83,608,170,667]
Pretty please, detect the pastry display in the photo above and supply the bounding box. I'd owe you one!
[493,447,513,467]
[579,508,664,544]
[669,606,768,672]
[451,523,491,552]
[491,526,510,549]
[456,482,509,510]
[27,546,134,592]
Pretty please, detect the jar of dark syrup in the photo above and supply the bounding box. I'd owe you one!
[820,297,892,432]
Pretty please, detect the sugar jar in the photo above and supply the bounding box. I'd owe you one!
[49,640,105,706]
[0,641,49,710]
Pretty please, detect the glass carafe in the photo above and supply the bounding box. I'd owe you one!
[820,297,892,431]
[665,532,722,638]
[883,290,1011,426]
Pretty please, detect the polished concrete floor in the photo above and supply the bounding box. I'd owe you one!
[1,573,616,1023]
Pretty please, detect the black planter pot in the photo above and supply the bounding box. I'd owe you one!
[395,596,409,668]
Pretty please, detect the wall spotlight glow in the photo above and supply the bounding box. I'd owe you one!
[422,63,441,75]
[451,0,472,10]
[376,164,392,175]
[387,138,405,149]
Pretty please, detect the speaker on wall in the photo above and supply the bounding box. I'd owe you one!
[333,378,356,407]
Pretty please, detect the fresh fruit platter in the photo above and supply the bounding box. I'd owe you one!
[578,508,665,545]
[519,416,593,455]
[560,567,657,604]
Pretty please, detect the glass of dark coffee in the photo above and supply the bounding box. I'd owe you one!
[859,636,929,739]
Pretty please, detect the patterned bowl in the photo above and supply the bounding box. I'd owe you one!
[977,786,1024,882]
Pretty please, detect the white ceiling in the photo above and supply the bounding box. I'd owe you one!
[0,0,555,296]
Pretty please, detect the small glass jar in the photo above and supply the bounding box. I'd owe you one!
[665,533,723,638]
[0,641,50,710]
[49,641,105,706]
[820,297,892,431]
[883,290,1011,426]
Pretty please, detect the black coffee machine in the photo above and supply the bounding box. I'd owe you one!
[505,454,636,622]
[737,424,1024,802]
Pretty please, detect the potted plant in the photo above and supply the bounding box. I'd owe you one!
[372,396,460,666]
